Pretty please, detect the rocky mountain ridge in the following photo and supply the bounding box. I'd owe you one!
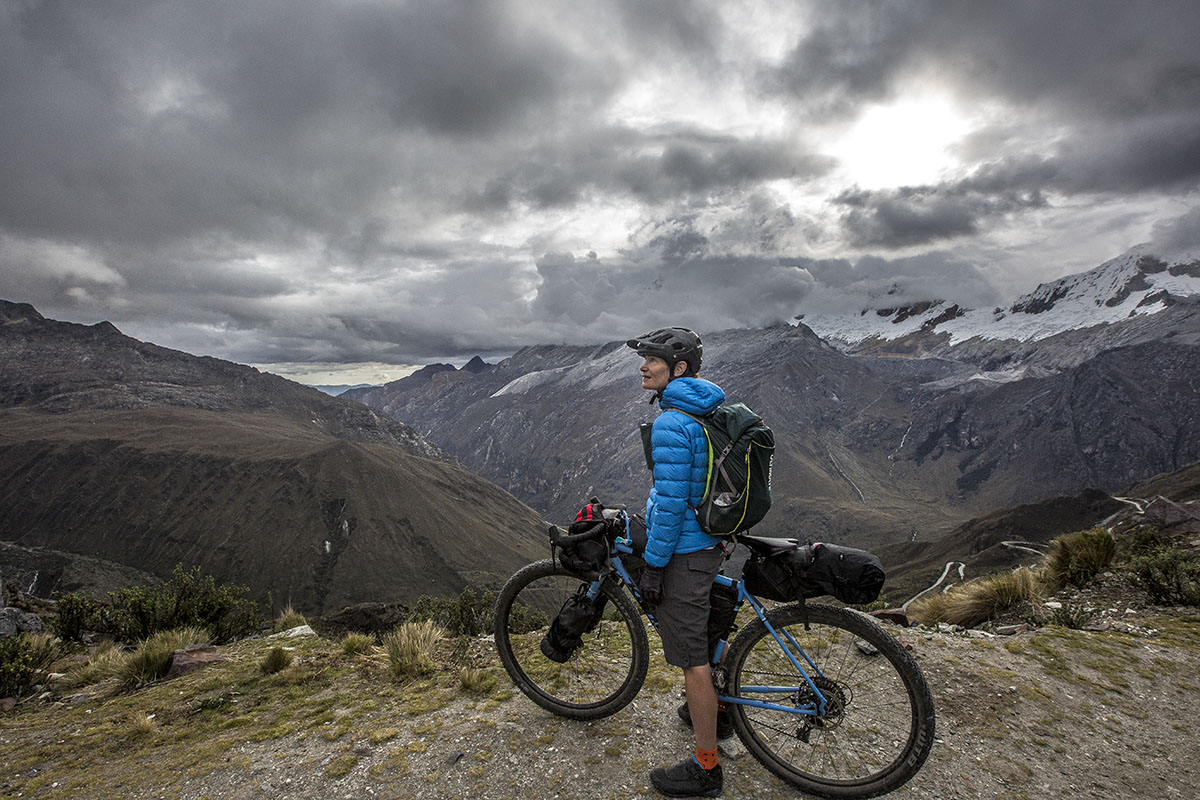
[0,300,435,457]
[0,300,547,613]
[348,317,1200,551]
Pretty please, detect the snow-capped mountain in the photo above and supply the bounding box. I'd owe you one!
[800,244,1200,348]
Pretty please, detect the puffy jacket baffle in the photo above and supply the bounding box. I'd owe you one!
[643,376,726,568]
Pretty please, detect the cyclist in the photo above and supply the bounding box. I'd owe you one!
[626,326,728,798]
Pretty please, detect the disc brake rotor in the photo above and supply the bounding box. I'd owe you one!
[798,675,850,731]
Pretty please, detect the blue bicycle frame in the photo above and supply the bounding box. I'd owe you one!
[578,517,832,719]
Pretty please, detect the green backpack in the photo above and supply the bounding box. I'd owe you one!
[640,403,776,535]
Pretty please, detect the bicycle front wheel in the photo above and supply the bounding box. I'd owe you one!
[725,603,935,799]
[493,559,649,720]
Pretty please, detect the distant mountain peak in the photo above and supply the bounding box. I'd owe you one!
[462,355,491,373]
[801,244,1200,348]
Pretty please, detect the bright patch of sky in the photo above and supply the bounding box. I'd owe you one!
[823,93,976,190]
[256,361,418,388]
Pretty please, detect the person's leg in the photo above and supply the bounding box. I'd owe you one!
[684,664,718,752]
[651,548,726,796]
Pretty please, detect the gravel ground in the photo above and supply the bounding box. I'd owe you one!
[161,610,1199,800]
[4,573,1198,800]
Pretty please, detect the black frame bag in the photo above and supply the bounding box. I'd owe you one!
[540,583,610,663]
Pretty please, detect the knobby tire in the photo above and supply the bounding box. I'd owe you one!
[725,603,935,799]
[493,559,649,720]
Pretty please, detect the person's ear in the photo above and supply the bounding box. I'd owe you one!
[673,361,688,378]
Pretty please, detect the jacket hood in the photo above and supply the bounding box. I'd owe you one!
[660,377,725,415]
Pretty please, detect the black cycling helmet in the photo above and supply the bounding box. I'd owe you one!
[626,327,703,376]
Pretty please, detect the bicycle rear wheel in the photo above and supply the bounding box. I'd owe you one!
[493,559,649,720]
[725,603,935,799]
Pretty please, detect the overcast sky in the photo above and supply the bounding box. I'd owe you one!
[2,1,1198,384]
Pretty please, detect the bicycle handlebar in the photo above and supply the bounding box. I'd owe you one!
[547,521,608,548]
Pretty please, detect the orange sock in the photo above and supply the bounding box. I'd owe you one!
[695,746,719,771]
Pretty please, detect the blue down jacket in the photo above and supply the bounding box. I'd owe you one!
[643,377,726,568]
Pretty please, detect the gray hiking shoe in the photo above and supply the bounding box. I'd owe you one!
[650,757,723,798]
[676,701,735,740]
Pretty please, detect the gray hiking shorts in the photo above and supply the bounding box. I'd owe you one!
[657,547,725,668]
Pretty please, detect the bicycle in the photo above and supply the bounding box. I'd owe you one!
[493,508,936,799]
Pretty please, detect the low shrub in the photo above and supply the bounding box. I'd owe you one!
[1129,546,1200,606]
[52,565,262,644]
[504,600,550,635]
[909,567,1041,628]
[1045,528,1117,590]
[0,632,62,698]
[850,594,890,613]
[1046,603,1099,630]
[259,646,294,674]
[384,620,445,678]
[1122,526,1164,556]
[407,588,496,637]
[52,592,94,642]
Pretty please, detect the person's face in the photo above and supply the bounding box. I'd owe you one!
[640,356,684,391]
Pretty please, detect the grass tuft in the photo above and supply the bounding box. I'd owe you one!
[339,633,375,656]
[384,620,445,678]
[273,604,308,633]
[127,710,157,736]
[259,646,294,674]
[119,627,210,689]
[59,640,127,690]
[458,667,498,696]
[910,567,1042,627]
[1045,528,1116,590]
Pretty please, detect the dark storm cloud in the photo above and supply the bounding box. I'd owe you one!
[0,0,592,248]
[611,0,721,57]
[768,0,931,116]
[476,131,832,212]
[835,108,1199,248]
[834,183,1048,249]
[774,1,1200,119]
[1149,208,1200,255]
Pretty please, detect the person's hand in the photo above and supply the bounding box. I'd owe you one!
[638,566,665,610]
